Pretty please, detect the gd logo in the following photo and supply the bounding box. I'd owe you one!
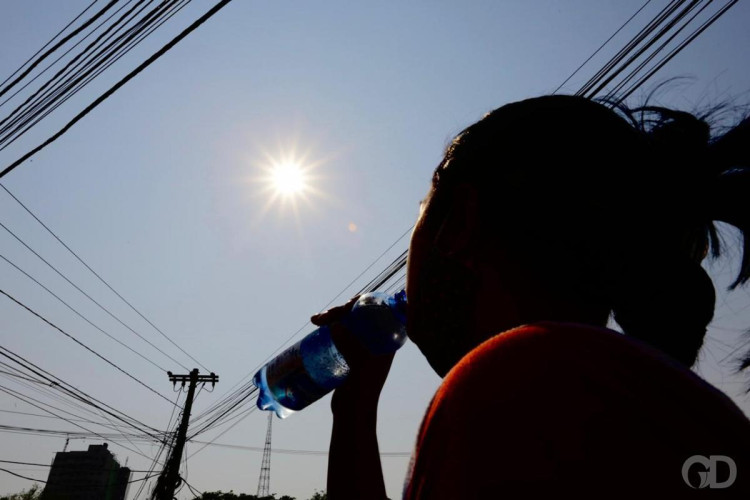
[682,455,737,489]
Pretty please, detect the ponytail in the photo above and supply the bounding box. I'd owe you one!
[707,117,750,288]
[607,107,750,369]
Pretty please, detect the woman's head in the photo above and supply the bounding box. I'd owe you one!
[406,94,750,377]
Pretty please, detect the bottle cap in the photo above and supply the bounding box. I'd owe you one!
[389,289,408,325]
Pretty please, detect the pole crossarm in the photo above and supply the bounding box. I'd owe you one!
[168,370,218,388]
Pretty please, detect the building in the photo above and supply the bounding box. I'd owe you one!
[40,443,131,500]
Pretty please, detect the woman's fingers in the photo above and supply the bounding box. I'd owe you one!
[311,295,360,326]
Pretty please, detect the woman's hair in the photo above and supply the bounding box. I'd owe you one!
[429,94,750,372]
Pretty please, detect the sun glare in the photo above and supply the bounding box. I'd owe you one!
[271,161,306,196]
[249,144,332,225]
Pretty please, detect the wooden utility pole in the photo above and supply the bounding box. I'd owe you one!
[152,369,218,500]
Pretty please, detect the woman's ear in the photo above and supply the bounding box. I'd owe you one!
[433,183,481,266]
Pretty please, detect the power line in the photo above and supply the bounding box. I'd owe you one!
[0,0,138,111]
[0,374,144,438]
[601,0,715,101]
[0,253,169,373]
[0,467,46,484]
[0,288,176,406]
[0,0,120,101]
[0,407,160,439]
[0,388,161,443]
[0,386,159,462]
[187,407,257,460]
[0,467,161,485]
[0,184,210,372]
[190,440,411,457]
[182,477,203,498]
[187,389,258,441]
[0,219,191,371]
[0,0,235,179]
[612,0,739,104]
[576,0,687,98]
[0,0,98,90]
[0,345,163,437]
[554,0,654,94]
[0,459,154,472]
[0,0,191,149]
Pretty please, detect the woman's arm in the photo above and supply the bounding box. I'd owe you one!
[312,303,394,500]
[328,374,389,500]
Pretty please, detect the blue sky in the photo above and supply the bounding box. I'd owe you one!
[1,1,749,498]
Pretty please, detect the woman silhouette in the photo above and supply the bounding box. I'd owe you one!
[317,95,750,498]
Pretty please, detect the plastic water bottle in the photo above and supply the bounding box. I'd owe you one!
[253,290,407,418]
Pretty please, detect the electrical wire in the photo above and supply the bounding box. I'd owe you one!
[0,467,160,485]
[189,440,411,458]
[585,0,704,98]
[553,0,654,93]
[601,0,715,101]
[0,459,154,472]
[576,0,687,98]
[183,477,203,497]
[0,183,210,373]
[613,0,739,103]
[0,0,120,100]
[0,467,46,483]
[0,368,157,439]
[187,406,257,460]
[0,0,139,111]
[187,388,258,441]
[0,254,169,373]
[0,219,191,371]
[0,288,176,406]
[0,0,235,179]
[0,0,189,149]
[0,386,160,462]
[0,371,153,438]
[0,360,165,439]
[0,0,98,90]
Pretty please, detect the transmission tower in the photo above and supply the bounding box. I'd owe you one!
[257,412,273,497]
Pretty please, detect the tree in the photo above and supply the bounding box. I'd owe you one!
[192,491,295,500]
[0,484,42,500]
[308,491,327,500]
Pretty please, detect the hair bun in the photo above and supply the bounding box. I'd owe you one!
[612,256,715,367]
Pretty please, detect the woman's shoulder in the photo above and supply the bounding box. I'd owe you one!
[405,321,750,498]
[443,321,746,418]
[447,321,720,386]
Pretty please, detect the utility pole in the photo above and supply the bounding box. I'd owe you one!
[256,412,273,497]
[152,369,218,500]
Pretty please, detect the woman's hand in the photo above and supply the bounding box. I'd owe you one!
[311,296,396,415]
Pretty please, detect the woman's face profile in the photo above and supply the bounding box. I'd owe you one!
[405,185,481,377]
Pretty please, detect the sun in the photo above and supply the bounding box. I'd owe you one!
[249,146,328,223]
[270,161,307,196]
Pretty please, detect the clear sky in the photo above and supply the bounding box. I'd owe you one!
[1,1,749,499]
